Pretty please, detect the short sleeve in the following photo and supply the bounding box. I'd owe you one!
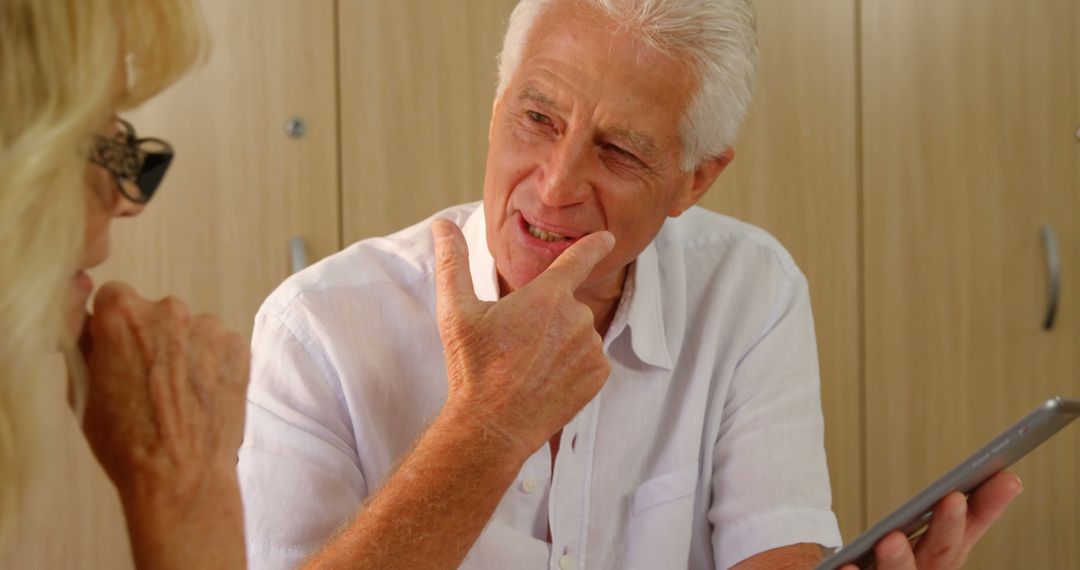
[238,303,367,570]
[709,271,842,569]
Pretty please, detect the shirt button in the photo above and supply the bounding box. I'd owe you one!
[559,554,575,570]
[520,478,540,494]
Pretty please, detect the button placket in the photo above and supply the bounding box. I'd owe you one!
[514,444,553,539]
[548,394,602,570]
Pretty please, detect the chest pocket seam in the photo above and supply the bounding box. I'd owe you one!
[631,464,699,517]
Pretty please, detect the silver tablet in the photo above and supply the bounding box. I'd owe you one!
[816,396,1080,570]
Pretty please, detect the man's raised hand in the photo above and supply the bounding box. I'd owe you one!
[432,218,614,458]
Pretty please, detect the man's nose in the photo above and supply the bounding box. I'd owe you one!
[539,138,592,207]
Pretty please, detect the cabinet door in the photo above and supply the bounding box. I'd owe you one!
[339,0,518,242]
[862,1,1078,567]
[704,0,863,541]
[94,0,340,337]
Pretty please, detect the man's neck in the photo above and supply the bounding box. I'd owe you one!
[572,263,627,337]
[577,289,621,338]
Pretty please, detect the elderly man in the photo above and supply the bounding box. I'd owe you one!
[239,1,1019,568]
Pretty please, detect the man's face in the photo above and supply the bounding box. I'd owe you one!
[483,2,717,298]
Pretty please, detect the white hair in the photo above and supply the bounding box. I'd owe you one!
[496,0,758,171]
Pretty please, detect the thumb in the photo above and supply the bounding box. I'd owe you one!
[534,230,615,292]
[432,219,479,320]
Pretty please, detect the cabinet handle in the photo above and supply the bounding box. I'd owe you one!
[1040,225,1060,330]
[290,236,309,274]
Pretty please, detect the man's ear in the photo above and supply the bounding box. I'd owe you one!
[668,147,735,217]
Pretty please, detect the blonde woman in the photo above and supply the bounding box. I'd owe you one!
[0,0,248,566]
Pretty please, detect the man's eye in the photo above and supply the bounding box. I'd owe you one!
[526,110,552,125]
[602,143,638,162]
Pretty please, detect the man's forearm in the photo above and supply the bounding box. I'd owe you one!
[730,543,828,570]
[303,402,530,570]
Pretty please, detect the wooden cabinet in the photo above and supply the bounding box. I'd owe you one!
[861,0,1078,567]
[96,0,340,337]
[338,1,518,243]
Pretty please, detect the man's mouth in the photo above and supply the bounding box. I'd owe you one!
[526,223,573,242]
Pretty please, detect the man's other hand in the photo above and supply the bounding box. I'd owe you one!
[842,471,1023,570]
[432,218,614,458]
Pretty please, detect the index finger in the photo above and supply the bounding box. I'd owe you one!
[533,231,615,292]
[88,282,154,347]
[911,492,967,568]
[964,471,1022,545]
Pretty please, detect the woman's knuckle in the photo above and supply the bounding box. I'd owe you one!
[159,296,190,323]
[191,313,221,335]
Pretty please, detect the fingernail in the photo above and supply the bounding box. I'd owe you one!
[598,231,615,248]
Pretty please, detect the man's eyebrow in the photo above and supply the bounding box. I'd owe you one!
[607,126,658,158]
[519,85,564,113]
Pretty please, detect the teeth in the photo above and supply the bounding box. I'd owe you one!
[527,224,569,242]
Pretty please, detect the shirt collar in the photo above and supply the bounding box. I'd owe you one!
[467,205,673,370]
[462,205,500,303]
[614,241,675,370]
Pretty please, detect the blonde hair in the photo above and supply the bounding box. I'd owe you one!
[0,0,204,545]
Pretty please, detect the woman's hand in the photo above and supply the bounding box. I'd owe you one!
[80,281,249,569]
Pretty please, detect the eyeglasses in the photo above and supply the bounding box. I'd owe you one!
[88,118,173,204]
